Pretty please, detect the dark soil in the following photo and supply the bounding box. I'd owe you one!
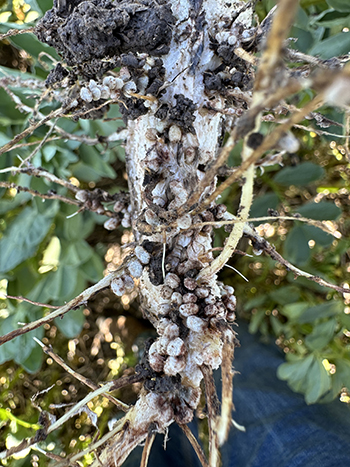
[35,0,175,79]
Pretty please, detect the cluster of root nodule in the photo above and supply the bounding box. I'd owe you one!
[73,56,167,121]
[109,204,237,429]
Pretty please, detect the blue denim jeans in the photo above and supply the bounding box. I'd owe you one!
[125,322,350,467]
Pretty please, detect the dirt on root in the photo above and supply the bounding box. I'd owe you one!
[35,0,175,79]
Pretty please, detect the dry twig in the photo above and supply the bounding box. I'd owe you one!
[0,263,129,346]
[196,92,325,218]
[4,295,60,309]
[243,224,350,295]
[191,215,340,239]
[0,107,65,156]
[140,429,156,467]
[216,331,236,447]
[201,365,220,467]
[33,338,130,411]
[0,181,80,206]
[179,424,209,467]
[0,27,35,40]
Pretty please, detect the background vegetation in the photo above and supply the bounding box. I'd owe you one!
[0,0,349,464]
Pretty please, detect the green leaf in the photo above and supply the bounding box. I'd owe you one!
[33,198,59,217]
[4,25,59,61]
[7,263,40,299]
[0,86,27,123]
[243,295,269,311]
[305,319,337,350]
[0,318,18,364]
[326,0,350,12]
[0,316,43,371]
[0,408,40,429]
[54,148,79,166]
[55,308,85,338]
[339,312,350,329]
[296,201,341,220]
[250,193,280,223]
[284,225,311,266]
[274,162,325,186]
[290,26,314,53]
[0,207,53,273]
[321,358,350,402]
[25,274,56,305]
[283,221,334,265]
[248,309,266,334]
[63,212,84,242]
[43,145,57,162]
[0,133,11,145]
[0,192,32,215]
[7,35,58,64]
[60,241,93,267]
[45,265,78,301]
[79,146,116,178]
[287,274,325,293]
[15,327,44,366]
[270,315,285,335]
[72,241,94,264]
[36,0,52,14]
[62,210,97,241]
[79,252,104,282]
[295,6,310,28]
[311,8,342,24]
[277,353,315,393]
[334,359,350,390]
[20,343,43,374]
[305,357,331,404]
[277,354,332,404]
[303,225,333,247]
[72,162,108,183]
[280,302,309,320]
[298,301,343,324]
[269,286,301,306]
[315,12,350,29]
[310,31,350,59]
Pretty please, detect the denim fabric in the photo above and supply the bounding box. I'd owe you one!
[124,322,350,467]
[221,322,350,467]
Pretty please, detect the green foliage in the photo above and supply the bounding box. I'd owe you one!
[55,308,86,339]
[0,204,57,273]
[310,31,350,59]
[250,193,280,221]
[0,316,44,373]
[273,162,325,186]
[0,0,124,376]
[278,354,332,404]
[326,0,350,13]
[228,0,350,400]
[298,301,343,323]
[289,0,350,58]
[296,201,342,220]
[230,129,349,404]
[235,3,350,407]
